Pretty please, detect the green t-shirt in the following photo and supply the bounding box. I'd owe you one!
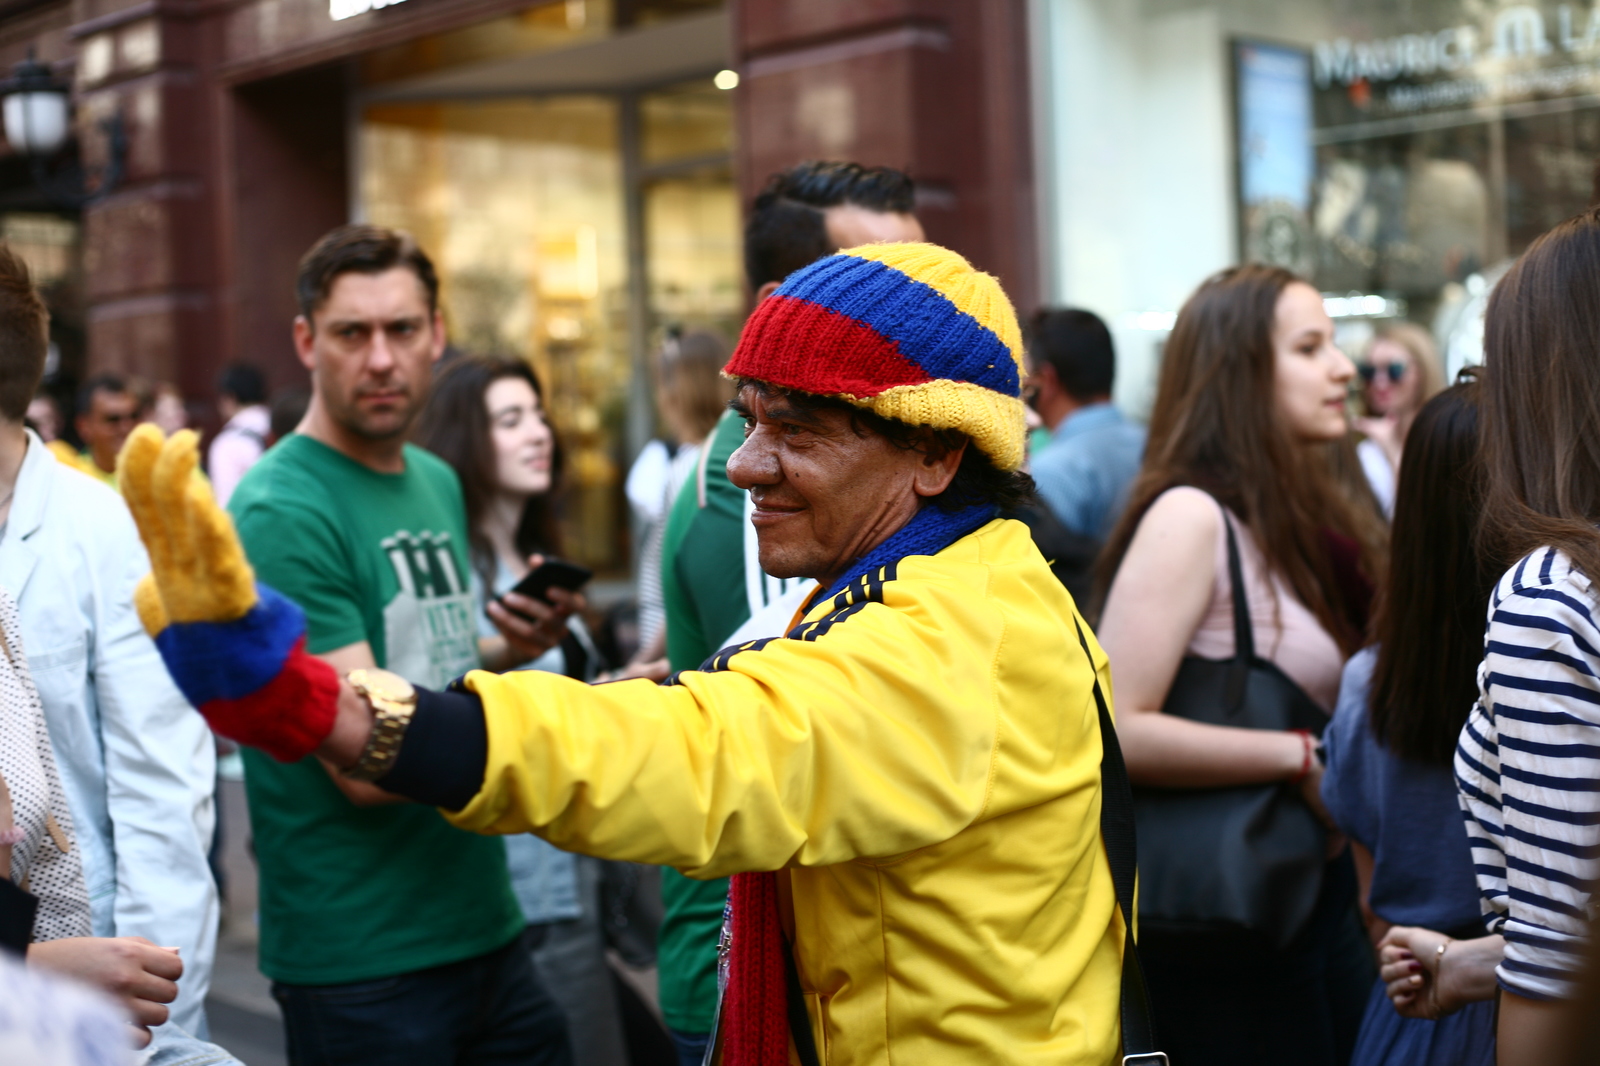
[656,410,747,1032]
[230,435,523,986]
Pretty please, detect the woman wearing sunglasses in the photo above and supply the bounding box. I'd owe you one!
[1354,323,1444,516]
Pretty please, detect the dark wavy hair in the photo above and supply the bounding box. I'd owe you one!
[413,355,562,590]
[1368,378,1494,766]
[745,161,916,290]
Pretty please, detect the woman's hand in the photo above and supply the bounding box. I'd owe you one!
[28,936,183,1046]
[481,555,584,671]
[1379,927,1504,1019]
[599,658,671,684]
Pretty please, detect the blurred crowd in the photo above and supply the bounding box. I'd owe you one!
[0,153,1595,1066]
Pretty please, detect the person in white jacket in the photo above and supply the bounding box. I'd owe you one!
[0,252,217,1040]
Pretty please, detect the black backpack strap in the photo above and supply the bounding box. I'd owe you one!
[1073,617,1167,1065]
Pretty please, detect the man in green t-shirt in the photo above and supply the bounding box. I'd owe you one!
[656,161,924,1064]
[230,225,578,1066]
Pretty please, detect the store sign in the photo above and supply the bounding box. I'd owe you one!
[1313,4,1600,116]
[330,0,410,20]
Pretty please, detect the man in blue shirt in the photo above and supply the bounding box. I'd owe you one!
[1025,308,1146,540]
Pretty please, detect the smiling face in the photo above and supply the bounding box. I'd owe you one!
[294,267,444,441]
[1271,282,1354,443]
[724,384,963,587]
[486,375,553,499]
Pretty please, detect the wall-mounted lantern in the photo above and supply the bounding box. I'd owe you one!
[0,51,125,208]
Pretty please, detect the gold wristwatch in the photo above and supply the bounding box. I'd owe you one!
[343,668,418,782]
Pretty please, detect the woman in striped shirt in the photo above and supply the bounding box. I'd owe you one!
[1456,207,1600,1065]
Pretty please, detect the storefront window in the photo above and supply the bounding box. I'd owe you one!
[1039,0,1600,409]
[361,97,631,570]
[356,0,735,576]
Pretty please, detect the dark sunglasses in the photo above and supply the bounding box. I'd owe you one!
[1357,363,1407,385]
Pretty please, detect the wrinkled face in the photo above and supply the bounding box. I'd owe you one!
[486,375,553,498]
[77,389,139,471]
[295,268,444,441]
[1359,337,1419,418]
[725,384,959,586]
[1272,282,1354,443]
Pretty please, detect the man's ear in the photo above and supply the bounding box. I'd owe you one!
[292,316,316,372]
[911,433,967,499]
[754,281,781,302]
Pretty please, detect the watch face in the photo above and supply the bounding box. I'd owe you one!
[358,668,416,702]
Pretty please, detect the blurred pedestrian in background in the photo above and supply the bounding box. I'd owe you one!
[53,373,139,484]
[418,352,670,1066]
[228,226,574,1066]
[0,246,221,1046]
[627,330,730,661]
[25,389,60,443]
[1352,323,1443,517]
[1455,207,1600,1066]
[268,386,309,447]
[655,160,923,1066]
[147,383,190,437]
[1096,264,1387,1066]
[1320,378,1501,1066]
[208,363,270,508]
[1024,308,1144,541]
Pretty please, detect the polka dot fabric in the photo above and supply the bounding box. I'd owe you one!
[0,587,90,941]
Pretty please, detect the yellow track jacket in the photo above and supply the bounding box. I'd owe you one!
[447,518,1123,1064]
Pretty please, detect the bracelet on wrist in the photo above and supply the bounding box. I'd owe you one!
[1288,728,1314,784]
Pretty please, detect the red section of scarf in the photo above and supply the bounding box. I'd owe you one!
[722,871,790,1066]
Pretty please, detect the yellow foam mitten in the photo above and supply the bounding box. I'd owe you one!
[117,425,258,634]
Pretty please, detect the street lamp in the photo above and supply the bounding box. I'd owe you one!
[0,50,125,207]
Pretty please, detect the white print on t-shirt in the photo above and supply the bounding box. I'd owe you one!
[379,530,480,689]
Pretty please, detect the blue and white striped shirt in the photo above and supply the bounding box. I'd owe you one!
[1456,546,1600,1001]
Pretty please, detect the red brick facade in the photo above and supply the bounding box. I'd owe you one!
[0,0,1035,415]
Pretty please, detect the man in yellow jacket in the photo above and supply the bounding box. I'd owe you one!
[120,242,1125,1064]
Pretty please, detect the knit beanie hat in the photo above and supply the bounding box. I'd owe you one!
[724,242,1027,470]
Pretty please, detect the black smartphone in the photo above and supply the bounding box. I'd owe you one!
[495,558,594,619]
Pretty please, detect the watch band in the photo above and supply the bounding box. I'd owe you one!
[343,669,418,782]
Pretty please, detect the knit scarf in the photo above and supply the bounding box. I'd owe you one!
[719,501,998,1066]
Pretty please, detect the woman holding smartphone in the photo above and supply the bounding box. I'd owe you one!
[1095,264,1387,1066]
[416,355,665,1066]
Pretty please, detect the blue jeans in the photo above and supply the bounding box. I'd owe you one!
[668,1028,710,1066]
[271,934,571,1066]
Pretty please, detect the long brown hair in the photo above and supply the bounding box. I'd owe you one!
[1479,206,1600,584]
[1097,264,1387,654]
[413,355,562,591]
[1369,380,1495,766]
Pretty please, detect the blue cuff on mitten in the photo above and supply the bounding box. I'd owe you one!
[153,584,308,708]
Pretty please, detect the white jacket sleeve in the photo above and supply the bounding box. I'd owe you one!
[90,505,218,1034]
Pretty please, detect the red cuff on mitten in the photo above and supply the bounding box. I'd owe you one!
[198,637,341,762]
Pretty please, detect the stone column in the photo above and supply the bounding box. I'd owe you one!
[733,0,1039,311]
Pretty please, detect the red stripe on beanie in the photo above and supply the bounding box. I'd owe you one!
[726,295,931,397]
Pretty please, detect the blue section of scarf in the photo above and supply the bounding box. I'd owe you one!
[815,503,998,605]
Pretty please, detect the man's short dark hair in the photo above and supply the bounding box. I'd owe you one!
[745,161,916,290]
[0,245,49,422]
[218,362,268,407]
[1027,308,1116,402]
[296,224,440,325]
[76,372,130,417]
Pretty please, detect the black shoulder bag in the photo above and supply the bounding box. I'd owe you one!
[1130,509,1329,949]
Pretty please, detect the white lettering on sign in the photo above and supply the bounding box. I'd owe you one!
[1313,4,1600,88]
[330,0,410,20]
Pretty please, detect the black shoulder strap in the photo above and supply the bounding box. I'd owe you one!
[1074,617,1167,1065]
[1216,503,1254,711]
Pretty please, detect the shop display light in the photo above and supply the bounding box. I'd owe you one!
[0,49,125,207]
